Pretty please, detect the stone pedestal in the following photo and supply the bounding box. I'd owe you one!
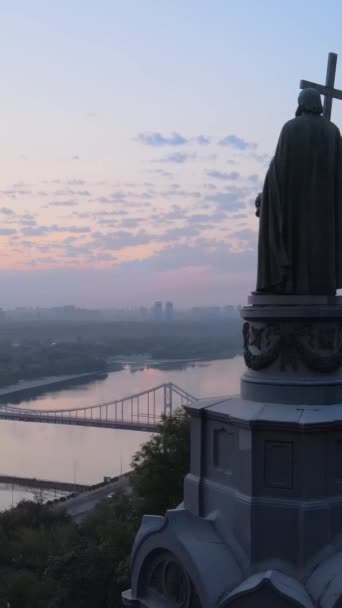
[123,296,342,608]
[242,295,342,405]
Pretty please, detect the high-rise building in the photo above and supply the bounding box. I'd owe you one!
[153,301,163,322]
[165,301,174,322]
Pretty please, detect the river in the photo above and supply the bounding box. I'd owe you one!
[0,356,245,510]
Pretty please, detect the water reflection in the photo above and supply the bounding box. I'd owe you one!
[0,483,68,510]
[0,356,245,510]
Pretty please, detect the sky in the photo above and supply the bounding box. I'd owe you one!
[1,0,342,308]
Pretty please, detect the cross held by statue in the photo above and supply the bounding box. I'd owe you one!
[300,52,342,120]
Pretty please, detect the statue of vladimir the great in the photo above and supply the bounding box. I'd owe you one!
[256,87,342,295]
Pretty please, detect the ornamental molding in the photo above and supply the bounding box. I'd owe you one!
[243,321,342,372]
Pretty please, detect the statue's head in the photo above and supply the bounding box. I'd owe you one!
[296,88,323,117]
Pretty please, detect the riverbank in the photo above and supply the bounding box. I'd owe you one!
[109,355,203,366]
[0,357,244,510]
[0,371,108,404]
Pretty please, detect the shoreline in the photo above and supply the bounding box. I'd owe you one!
[109,353,240,366]
[0,371,108,404]
[110,356,202,365]
[0,354,242,406]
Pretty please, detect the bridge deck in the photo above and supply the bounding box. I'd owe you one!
[0,474,88,492]
[0,411,159,432]
[0,382,196,431]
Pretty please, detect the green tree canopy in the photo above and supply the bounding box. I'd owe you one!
[0,409,190,607]
[131,410,190,515]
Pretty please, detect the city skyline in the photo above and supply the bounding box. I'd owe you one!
[1,300,240,321]
[1,1,342,306]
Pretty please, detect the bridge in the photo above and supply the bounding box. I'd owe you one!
[0,474,89,493]
[0,383,197,431]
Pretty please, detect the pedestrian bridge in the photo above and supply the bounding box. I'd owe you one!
[0,383,197,431]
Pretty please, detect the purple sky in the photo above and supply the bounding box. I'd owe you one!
[1,1,341,307]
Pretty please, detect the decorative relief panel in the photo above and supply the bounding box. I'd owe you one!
[140,550,201,608]
[213,427,233,476]
[264,441,294,490]
[243,321,342,373]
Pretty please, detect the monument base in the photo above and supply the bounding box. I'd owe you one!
[123,395,342,607]
[123,297,342,607]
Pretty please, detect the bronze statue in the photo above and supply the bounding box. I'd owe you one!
[256,87,342,294]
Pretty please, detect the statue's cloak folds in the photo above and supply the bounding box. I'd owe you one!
[257,114,342,294]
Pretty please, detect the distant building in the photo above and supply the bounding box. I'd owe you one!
[165,301,174,322]
[153,301,163,322]
[139,306,148,321]
[222,305,238,318]
[191,306,221,321]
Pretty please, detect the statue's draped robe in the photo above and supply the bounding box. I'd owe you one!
[257,114,342,294]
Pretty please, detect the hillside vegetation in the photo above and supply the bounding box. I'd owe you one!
[0,411,190,608]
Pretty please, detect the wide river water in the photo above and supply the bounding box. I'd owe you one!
[0,356,245,509]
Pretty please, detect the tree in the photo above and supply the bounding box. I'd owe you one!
[0,410,191,607]
[130,409,190,515]
[46,495,140,608]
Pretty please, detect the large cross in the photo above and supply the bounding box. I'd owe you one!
[300,52,342,120]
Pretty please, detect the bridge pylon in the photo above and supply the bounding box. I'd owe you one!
[163,383,173,416]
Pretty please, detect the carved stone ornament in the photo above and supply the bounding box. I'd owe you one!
[243,321,342,372]
[140,550,201,608]
[218,570,313,608]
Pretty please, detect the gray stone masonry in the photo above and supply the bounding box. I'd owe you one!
[123,297,342,607]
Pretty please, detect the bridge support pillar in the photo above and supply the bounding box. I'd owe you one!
[163,383,173,416]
